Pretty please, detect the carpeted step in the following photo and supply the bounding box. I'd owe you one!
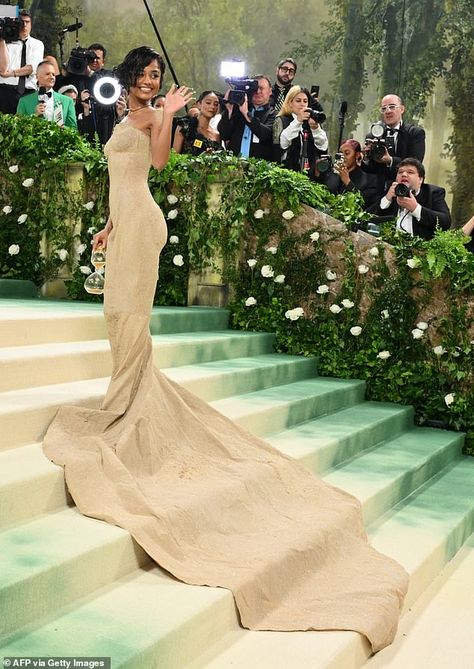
[0,331,275,392]
[0,299,229,347]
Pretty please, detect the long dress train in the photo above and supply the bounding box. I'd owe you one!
[43,120,408,653]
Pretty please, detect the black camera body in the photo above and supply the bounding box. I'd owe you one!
[365,122,395,162]
[66,47,97,76]
[226,77,258,106]
[394,183,413,198]
[305,107,326,124]
[316,154,333,173]
[0,16,22,42]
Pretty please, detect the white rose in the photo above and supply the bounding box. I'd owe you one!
[407,257,420,269]
[167,194,178,204]
[22,178,34,188]
[245,296,257,306]
[411,328,424,339]
[310,231,320,241]
[433,345,446,356]
[369,246,379,257]
[57,249,69,261]
[358,264,369,274]
[316,284,329,294]
[261,265,274,278]
[416,321,428,330]
[247,258,257,268]
[169,235,179,244]
[285,307,304,321]
[282,210,294,220]
[75,243,86,255]
[87,226,96,235]
[381,309,389,319]
[341,299,354,309]
[274,274,285,284]
[83,201,95,211]
[173,254,184,266]
[329,304,342,314]
[444,393,455,407]
[167,209,178,220]
[17,214,28,224]
[2,205,13,214]
[377,350,391,360]
[79,266,92,275]
[9,165,19,173]
[350,326,362,336]
[8,244,20,255]
[253,209,264,219]
[326,270,337,281]
[266,246,278,254]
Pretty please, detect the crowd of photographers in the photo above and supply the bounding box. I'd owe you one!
[0,11,471,246]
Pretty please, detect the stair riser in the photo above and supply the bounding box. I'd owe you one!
[231,384,366,437]
[0,333,275,393]
[0,307,230,348]
[275,408,414,475]
[0,532,150,638]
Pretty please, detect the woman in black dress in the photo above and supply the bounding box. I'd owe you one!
[173,90,222,155]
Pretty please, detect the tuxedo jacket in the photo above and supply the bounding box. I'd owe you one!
[313,167,379,209]
[371,183,451,239]
[363,122,426,194]
[217,104,275,161]
[17,91,78,129]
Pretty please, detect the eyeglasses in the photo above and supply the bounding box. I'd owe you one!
[279,66,296,74]
[380,104,400,113]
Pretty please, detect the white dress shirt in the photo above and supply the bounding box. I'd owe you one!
[2,36,44,90]
[279,114,328,152]
[380,190,422,236]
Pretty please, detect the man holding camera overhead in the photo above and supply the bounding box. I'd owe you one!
[363,93,425,196]
[372,158,451,239]
[0,9,44,114]
[218,75,275,161]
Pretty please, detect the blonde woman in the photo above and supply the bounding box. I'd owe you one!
[272,85,328,172]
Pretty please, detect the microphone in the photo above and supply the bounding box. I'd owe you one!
[59,21,83,33]
[339,101,348,117]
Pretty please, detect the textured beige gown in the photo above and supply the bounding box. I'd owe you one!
[43,120,408,653]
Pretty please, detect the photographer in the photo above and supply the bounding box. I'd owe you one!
[272,85,328,173]
[314,140,378,209]
[371,158,451,239]
[0,9,44,114]
[217,75,275,161]
[363,94,425,195]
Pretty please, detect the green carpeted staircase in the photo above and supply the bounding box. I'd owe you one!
[0,299,473,668]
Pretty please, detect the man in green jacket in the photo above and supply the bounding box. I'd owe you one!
[17,60,77,129]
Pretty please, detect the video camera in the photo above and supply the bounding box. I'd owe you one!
[66,47,97,76]
[0,16,22,42]
[220,60,258,106]
[364,121,395,162]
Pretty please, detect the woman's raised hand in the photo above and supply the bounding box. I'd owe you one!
[163,84,195,114]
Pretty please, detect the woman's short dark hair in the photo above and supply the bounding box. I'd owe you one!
[115,46,166,91]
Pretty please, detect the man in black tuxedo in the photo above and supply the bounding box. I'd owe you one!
[371,158,451,240]
[363,93,425,195]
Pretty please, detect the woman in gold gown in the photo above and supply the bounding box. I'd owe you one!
[43,46,408,653]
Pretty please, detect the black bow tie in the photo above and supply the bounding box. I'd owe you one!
[39,90,52,98]
[387,127,399,135]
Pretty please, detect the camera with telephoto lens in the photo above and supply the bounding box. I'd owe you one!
[66,47,98,76]
[316,154,333,173]
[364,121,395,162]
[394,183,413,198]
[0,16,22,42]
[226,77,258,106]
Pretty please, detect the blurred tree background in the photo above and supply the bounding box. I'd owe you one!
[24,0,473,226]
